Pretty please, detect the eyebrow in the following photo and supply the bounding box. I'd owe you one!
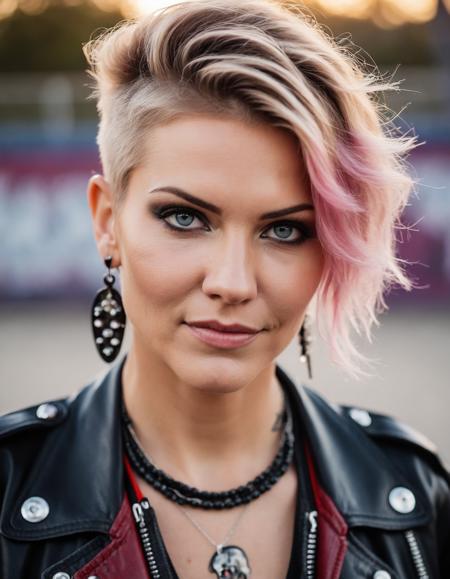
[148,186,314,219]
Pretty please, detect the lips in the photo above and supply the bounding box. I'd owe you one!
[185,320,260,334]
[184,321,260,349]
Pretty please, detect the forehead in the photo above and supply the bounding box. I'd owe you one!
[140,113,311,207]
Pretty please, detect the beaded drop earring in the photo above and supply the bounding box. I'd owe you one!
[91,256,126,362]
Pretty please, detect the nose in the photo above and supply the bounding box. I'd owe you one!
[202,231,258,304]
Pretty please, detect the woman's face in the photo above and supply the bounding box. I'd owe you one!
[100,114,324,392]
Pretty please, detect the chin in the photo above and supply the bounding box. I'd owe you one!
[171,354,259,395]
[192,381,245,396]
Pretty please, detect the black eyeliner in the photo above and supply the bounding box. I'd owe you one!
[149,202,315,244]
[150,203,210,233]
[150,203,205,220]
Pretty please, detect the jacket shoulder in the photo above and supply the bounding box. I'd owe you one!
[0,398,69,442]
[339,402,450,481]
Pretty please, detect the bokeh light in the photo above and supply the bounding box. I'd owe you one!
[0,0,445,24]
[380,0,437,25]
[130,0,191,15]
[315,0,373,19]
[0,0,19,19]
[126,0,442,25]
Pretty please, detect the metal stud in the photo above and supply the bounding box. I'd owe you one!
[388,486,416,514]
[36,403,59,420]
[94,319,103,328]
[52,573,71,579]
[21,496,50,523]
[373,571,391,579]
[349,408,372,427]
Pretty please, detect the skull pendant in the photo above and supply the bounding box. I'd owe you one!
[209,545,251,578]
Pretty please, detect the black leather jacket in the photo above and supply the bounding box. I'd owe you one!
[1,356,449,578]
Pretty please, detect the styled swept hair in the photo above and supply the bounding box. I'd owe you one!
[84,0,417,379]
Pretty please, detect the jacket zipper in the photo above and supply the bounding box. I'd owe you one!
[132,500,161,578]
[404,530,429,579]
[305,510,318,579]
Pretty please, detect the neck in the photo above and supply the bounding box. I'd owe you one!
[121,345,285,492]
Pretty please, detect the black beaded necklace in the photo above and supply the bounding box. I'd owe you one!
[121,397,295,511]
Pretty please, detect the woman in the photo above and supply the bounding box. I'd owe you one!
[1,0,449,577]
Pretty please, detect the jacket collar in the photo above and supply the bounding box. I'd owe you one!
[4,357,430,541]
[277,365,430,529]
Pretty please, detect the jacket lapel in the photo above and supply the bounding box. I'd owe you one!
[72,494,149,579]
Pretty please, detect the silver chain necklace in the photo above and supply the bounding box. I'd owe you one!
[179,500,249,551]
[127,421,252,578]
[179,502,251,577]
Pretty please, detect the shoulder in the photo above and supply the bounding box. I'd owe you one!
[338,400,450,485]
[282,366,450,489]
[0,371,109,445]
[0,365,119,467]
[300,383,450,486]
[0,380,96,454]
[0,399,69,443]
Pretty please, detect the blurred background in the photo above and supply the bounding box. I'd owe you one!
[0,0,449,464]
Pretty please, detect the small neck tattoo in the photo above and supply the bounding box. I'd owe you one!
[271,409,286,432]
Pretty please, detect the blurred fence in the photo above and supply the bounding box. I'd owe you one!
[0,72,94,139]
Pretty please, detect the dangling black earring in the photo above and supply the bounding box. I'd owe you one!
[299,315,312,379]
[91,256,126,362]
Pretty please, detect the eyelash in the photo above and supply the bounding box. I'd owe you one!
[150,204,314,245]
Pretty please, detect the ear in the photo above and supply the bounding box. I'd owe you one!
[87,174,120,267]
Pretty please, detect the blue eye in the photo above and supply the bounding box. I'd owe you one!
[262,221,311,245]
[169,211,198,228]
[269,224,299,242]
[155,207,207,231]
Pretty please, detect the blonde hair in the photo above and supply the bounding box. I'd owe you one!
[84,0,417,379]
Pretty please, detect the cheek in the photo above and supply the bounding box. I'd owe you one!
[265,242,324,319]
[121,242,189,307]
[299,243,325,296]
[118,216,202,313]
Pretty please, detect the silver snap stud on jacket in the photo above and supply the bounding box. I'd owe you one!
[373,571,391,579]
[349,408,372,427]
[388,486,416,514]
[36,403,59,420]
[21,496,50,523]
[52,573,71,579]
[87,576,99,579]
